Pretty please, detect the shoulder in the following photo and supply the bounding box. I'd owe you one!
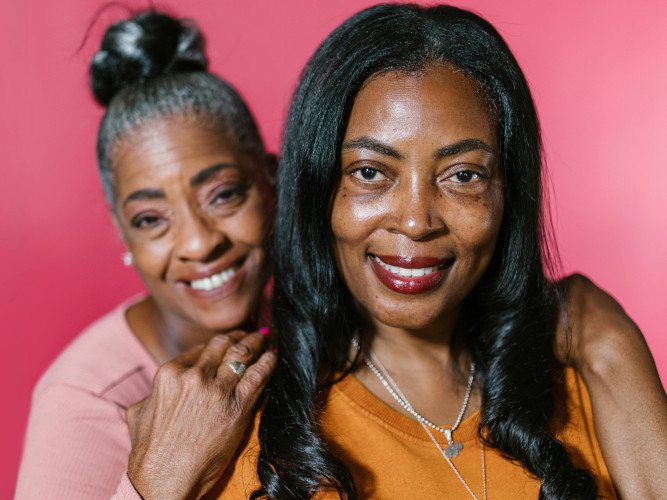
[16,299,157,499]
[33,297,158,408]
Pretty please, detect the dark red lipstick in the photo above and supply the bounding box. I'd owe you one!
[369,255,453,294]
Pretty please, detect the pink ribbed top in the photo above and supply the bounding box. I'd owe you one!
[15,298,158,499]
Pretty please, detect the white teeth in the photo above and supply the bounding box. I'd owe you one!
[201,278,213,291]
[373,256,439,278]
[190,266,238,291]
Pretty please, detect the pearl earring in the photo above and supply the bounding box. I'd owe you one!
[122,252,133,267]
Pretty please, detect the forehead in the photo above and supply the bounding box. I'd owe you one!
[112,116,235,168]
[110,117,244,191]
[345,65,496,144]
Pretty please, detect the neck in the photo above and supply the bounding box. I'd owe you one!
[127,296,243,364]
[362,307,462,374]
[354,309,480,426]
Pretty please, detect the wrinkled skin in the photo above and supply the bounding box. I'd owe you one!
[126,331,276,499]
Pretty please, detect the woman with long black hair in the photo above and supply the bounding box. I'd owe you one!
[214,4,667,499]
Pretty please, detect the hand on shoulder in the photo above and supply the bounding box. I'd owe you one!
[126,330,276,500]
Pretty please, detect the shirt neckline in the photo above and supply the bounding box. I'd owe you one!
[332,372,482,445]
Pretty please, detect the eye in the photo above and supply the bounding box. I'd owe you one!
[450,170,481,183]
[210,185,247,206]
[131,213,164,229]
[351,167,387,182]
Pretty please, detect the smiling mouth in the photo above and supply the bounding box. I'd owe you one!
[372,256,443,278]
[188,265,240,291]
[369,254,453,294]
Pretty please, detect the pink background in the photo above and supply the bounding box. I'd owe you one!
[2,0,666,496]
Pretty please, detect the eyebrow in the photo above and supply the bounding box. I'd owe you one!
[434,139,496,158]
[341,137,496,160]
[122,163,240,208]
[190,163,238,188]
[123,188,165,207]
[341,137,403,160]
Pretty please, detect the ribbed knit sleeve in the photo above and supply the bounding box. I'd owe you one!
[15,383,142,499]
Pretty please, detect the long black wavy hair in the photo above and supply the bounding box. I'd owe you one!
[256,4,597,499]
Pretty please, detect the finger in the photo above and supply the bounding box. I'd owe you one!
[170,343,207,368]
[170,330,247,370]
[194,332,246,377]
[217,332,267,381]
[234,350,277,407]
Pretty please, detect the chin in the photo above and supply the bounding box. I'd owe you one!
[364,292,465,332]
[199,315,251,333]
[368,306,444,332]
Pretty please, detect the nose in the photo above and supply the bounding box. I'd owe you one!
[387,176,445,240]
[174,209,226,262]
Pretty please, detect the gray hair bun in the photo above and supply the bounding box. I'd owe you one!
[90,11,208,106]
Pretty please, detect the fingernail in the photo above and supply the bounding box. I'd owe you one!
[259,327,270,336]
[273,348,278,353]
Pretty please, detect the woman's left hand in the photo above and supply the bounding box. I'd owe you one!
[555,273,667,499]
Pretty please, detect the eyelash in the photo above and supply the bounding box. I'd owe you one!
[350,166,388,182]
[349,166,484,185]
[450,170,482,183]
[210,185,248,205]
[131,213,163,229]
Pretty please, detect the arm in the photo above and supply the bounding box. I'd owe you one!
[125,331,276,500]
[15,384,142,500]
[556,274,667,500]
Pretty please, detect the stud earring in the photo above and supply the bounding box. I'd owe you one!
[122,252,133,267]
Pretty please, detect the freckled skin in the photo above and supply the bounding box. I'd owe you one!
[111,116,272,360]
[331,65,504,338]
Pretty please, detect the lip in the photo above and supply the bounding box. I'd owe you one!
[369,254,453,294]
[177,256,247,301]
[178,256,245,283]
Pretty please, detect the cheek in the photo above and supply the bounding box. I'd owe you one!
[130,240,173,282]
[331,187,386,247]
[228,195,270,248]
[447,190,504,255]
[116,220,171,281]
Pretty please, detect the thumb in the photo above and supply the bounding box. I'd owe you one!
[126,397,147,446]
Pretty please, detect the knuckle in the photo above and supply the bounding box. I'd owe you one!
[181,369,204,388]
[155,363,178,382]
[244,370,265,387]
[245,365,271,386]
[227,342,254,359]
